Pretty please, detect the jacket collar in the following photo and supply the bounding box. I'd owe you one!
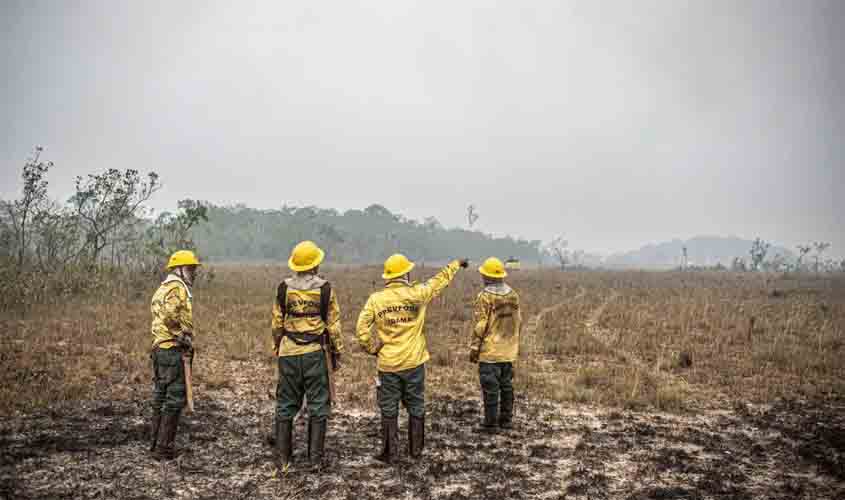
[162,273,193,299]
[285,274,327,290]
[483,282,512,296]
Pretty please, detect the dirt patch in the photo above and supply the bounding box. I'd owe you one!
[2,391,844,499]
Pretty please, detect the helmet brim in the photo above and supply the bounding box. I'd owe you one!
[288,247,325,272]
[478,265,506,279]
[166,251,201,270]
[382,261,415,280]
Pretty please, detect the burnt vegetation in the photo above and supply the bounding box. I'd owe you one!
[2,266,844,499]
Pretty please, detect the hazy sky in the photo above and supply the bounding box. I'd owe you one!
[2,1,842,256]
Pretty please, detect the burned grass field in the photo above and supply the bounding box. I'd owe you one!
[2,266,845,499]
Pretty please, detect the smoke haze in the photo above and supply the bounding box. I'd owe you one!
[2,0,842,256]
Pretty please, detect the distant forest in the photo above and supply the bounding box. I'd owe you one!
[191,203,544,265]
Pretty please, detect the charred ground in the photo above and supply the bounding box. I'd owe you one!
[3,389,844,499]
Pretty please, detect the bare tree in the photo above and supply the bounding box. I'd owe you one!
[796,244,812,271]
[544,236,569,270]
[812,242,831,274]
[71,168,160,264]
[3,147,53,268]
[466,204,479,229]
[749,238,770,272]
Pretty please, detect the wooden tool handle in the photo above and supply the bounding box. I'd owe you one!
[183,355,195,413]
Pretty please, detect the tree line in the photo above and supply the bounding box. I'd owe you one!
[0,148,544,308]
[191,203,543,265]
[3,147,840,311]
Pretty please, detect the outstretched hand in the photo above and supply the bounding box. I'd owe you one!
[458,258,470,269]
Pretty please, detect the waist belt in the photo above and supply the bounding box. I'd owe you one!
[285,311,321,318]
[282,330,326,346]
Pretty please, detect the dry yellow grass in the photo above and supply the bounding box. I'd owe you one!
[1,265,843,415]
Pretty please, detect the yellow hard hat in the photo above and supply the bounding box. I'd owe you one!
[288,240,325,272]
[382,253,415,280]
[167,250,201,270]
[479,257,507,278]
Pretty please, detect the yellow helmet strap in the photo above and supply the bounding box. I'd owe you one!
[175,266,197,286]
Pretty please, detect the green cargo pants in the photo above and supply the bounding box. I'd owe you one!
[152,348,187,416]
[378,364,426,418]
[479,362,514,423]
[276,350,330,420]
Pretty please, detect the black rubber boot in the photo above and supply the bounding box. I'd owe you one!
[149,411,162,453]
[307,418,327,469]
[500,389,514,430]
[375,416,398,464]
[276,418,293,472]
[479,403,498,434]
[154,413,180,460]
[409,415,425,459]
[498,406,513,430]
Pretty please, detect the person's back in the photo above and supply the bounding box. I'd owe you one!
[357,254,468,463]
[271,241,343,472]
[149,250,201,460]
[470,257,522,432]
[361,264,457,373]
[473,281,521,364]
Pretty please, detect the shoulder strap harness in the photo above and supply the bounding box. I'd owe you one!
[277,281,332,346]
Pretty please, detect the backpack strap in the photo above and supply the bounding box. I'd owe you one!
[276,281,332,347]
[276,281,288,316]
[319,282,332,324]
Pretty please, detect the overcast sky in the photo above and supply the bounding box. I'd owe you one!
[2,1,842,256]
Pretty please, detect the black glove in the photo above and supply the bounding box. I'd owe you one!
[469,349,479,363]
[332,353,342,372]
[458,258,470,269]
[176,333,193,352]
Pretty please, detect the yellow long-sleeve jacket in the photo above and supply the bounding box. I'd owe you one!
[272,274,343,357]
[357,261,461,372]
[151,275,194,350]
[471,283,521,363]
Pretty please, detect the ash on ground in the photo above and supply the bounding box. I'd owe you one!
[2,394,844,500]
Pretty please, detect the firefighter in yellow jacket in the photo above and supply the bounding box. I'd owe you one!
[470,257,522,432]
[357,254,468,463]
[271,241,343,471]
[149,250,201,460]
